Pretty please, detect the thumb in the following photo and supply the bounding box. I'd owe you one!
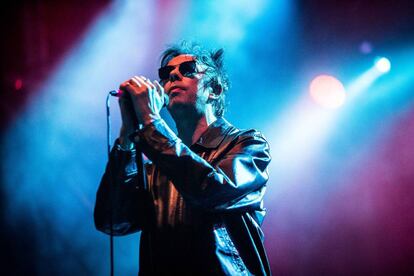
[154,80,168,106]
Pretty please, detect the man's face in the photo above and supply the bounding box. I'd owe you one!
[161,54,209,113]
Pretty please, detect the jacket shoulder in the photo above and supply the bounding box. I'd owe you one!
[227,126,268,144]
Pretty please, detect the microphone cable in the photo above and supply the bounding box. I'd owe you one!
[106,91,115,276]
[105,87,166,275]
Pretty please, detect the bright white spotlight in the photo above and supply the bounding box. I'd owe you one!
[374,57,391,73]
[309,75,346,109]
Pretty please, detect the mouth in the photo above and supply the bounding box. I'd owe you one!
[169,86,186,94]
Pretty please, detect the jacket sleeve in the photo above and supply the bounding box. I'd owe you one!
[134,119,271,211]
[94,143,148,236]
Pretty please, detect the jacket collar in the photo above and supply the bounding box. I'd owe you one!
[193,117,234,149]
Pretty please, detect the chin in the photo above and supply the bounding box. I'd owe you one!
[167,100,199,114]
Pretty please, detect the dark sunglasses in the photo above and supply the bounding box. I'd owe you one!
[158,60,198,81]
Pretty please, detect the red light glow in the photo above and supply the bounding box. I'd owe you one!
[15,79,23,90]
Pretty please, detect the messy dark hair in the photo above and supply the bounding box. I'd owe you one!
[160,41,230,117]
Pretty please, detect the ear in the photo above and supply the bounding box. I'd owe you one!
[212,82,223,95]
[204,78,222,102]
[208,93,220,100]
[205,87,217,102]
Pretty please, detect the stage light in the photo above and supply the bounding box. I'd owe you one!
[359,41,372,54]
[309,75,346,109]
[374,57,391,73]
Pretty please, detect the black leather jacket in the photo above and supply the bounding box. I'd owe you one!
[94,118,271,275]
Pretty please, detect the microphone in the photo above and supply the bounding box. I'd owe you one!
[109,90,121,96]
[109,89,169,106]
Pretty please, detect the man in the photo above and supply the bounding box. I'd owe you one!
[94,42,271,275]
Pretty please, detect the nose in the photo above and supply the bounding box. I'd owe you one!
[168,66,181,82]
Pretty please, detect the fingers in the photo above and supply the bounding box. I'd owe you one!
[121,76,161,100]
[119,80,135,92]
[153,79,163,92]
[121,76,153,91]
[129,78,142,88]
[131,76,155,90]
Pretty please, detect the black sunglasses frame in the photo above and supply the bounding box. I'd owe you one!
[158,60,198,81]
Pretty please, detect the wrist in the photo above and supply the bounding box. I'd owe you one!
[140,113,161,127]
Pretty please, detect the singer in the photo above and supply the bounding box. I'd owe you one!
[94,41,271,275]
